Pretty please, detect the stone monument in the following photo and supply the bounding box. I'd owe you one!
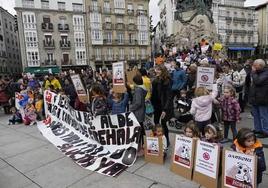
[173,0,218,49]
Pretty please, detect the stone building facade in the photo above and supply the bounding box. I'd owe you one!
[256,2,268,56]
[15,0,87,73]
[0,7,22,75]
[85,0,151,69]
[212,0,258,59]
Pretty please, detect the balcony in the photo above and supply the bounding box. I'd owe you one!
[127,23,137,31]
[102,23,113,30]
[58,24,69,32]
[41,23,53,32]
[248,30,254,35]
[61,59,73,66]
[226,42,255,47]
[225,17,232,21]
[128,55,137,60]
[136,10,147,16]
[43,40,55,49]
[114,8,125,15]
[226,29,232,35]
[104,55,115,61]
[115,39,125,45]
[89,6,101,12]
[233,29,246,34]
[233,17,247,23]
[103,39,113,45]
[42,60,57,66]
[247,19,254,23]
[60,41,71,49]
[138,40,148,46]
[127,40,138,45]
[103,8,112,14]
[115,23,125,30]
[92,55,102,61]
[127,9,134,16]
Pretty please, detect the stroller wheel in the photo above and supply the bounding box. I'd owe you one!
[175,121,183,129]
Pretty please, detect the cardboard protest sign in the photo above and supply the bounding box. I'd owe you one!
[144,136,164,164]
[170,135,196,180]
[193,140,220,188]
[172,47,177,54]
[126,69,137,85]
[112,62,126,93]
[38,90,141,177]
[222,149,257,188]
[70,74,88,103]
[196,67,215,90]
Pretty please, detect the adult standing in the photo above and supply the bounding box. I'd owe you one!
[170,61,187,97]
[249,59,268,138]
[151,65,173,147]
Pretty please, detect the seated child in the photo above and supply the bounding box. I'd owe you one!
[202,124,222,144]
[184,121,200,138]
[23,103,37,126]
[231,128,266,184]
[153,124,168,157]
[8,107,22,125]
[108,90,129,115]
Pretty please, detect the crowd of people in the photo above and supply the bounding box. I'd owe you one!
[0,46,267,184]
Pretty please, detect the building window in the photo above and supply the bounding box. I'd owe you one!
[234,36,237,43]
[105,32,112,43]
[75,33,85,47]
[73,16,84,31]
[127,4,133,10]
[129,18,134,24]
[92,0,98,11]
[104,1,110,13]
[22,13,36,29]
[139,31,148,44]
[58,2,66,11]
[41,0,49,9]
[95,48,101,60]
[248,36,251,43]
[22,0,34,8]
[105,17,111,23]
[76,50,86,65]
[129,33,135,43]
[107,48,113,60]
[119,48,124,60]
[114,0,125,14]
[91,29,101,41]
[73,3,83,12]
[27,51,39,66]
[130,48,135,59]
[90,13,101,28]
[116,17,123,23]
[47,53,54,62]
[117,32,124,44]
[138,5,144,10]
[25,31,38,47]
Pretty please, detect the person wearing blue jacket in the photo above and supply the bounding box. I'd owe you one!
[170,61,187,97]
[108,91,129,115]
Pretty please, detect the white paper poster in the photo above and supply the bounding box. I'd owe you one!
[196,67,215,90]
[194,140,219,179]
[112,62,125,86]
[70,74,86,95]
[173,135,193,169]
[224,150,256,188]
[146,137,159,156]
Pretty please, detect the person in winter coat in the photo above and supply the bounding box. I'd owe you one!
[231,128,266,184]
[170,61,187,97]
[151,65,173,147]
[190,84,218,135]
[130,74,147,142]
[249,59,268,138]
[108,91,129,115]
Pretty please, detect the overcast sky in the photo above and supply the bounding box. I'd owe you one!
[0,0,266,26]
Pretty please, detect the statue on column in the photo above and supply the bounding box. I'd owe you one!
[175,0,214,24]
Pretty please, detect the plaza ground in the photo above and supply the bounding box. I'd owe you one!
[0,110,267,188]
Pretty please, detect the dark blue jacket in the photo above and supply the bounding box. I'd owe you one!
[108,93,129,115]
[171,68,187,91]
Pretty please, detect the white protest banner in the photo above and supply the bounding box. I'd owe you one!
[196,67,215,90]
[194,140,219,179]
[70,74,86,95]
[223,150,256,188]
[173,135,193,169]
[146,137,159,156]
[38,90,141,177]
[112,62,125,86]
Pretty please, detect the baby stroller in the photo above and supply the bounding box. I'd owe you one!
[169,96,193,129]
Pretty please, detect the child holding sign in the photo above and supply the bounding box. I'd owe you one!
[231,128,266,184]
[154,125,168,156]
[184,121,200,138]
[202,124,222,144]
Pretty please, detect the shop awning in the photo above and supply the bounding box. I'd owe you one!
[24,67,60,74]
[228,47,255,51]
